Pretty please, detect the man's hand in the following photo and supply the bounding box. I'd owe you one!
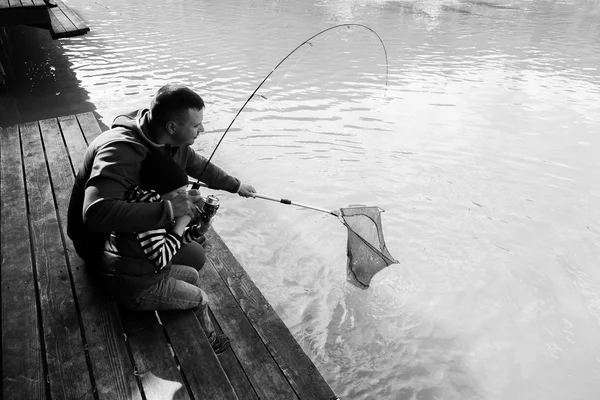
[238,183,256,198]
[170,193,192,217]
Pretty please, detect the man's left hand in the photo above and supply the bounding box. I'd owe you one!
[238,183,256,198]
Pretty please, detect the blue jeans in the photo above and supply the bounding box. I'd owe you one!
[126,242,215,340]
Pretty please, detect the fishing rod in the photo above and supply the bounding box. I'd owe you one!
[194,23,389,187]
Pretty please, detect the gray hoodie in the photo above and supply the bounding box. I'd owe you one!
[67,108,240,264]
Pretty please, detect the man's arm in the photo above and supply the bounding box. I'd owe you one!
[83,142,172,232]
[183,147,241,192]
[184,147,256,197]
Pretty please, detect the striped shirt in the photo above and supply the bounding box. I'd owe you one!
[124,186,202,270]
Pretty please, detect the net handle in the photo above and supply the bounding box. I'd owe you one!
[188,179,338,216]
[253,193,338,216]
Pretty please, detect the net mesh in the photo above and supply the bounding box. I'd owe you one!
[340,206,398,289]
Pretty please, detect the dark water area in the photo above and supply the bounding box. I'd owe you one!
[0,25,102,127]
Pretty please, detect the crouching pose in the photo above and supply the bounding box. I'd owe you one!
[102,152,230,353]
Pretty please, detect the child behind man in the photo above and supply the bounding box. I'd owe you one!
[101,151,230,354]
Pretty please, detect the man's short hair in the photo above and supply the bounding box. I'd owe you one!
[150,84,205,126]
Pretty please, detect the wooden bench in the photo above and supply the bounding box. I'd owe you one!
[0,0,89,39]
[1,112,338,400]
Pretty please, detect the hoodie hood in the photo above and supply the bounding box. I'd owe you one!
[111,109,164,151]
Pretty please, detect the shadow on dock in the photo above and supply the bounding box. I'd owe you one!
[0,24,105,130]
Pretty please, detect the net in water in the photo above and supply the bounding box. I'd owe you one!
[340,206,398,289]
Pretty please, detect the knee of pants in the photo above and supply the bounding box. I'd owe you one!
[172,241,207,271]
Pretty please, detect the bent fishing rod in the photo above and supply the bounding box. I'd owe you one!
[193,23,389,186]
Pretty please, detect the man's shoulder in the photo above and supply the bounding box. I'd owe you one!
[91,126,146,151]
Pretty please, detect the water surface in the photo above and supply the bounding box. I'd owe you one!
[59,0,600,398]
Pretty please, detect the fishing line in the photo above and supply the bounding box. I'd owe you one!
[195,23,389,186]
[272,42,314,90]
[84,0,130,19]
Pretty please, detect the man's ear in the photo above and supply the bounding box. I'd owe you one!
[165,121,177,135]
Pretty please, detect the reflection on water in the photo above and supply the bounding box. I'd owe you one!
[59,0,599,398]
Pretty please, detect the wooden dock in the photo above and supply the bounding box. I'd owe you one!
[0,0,89,39]
[0,113,338,400]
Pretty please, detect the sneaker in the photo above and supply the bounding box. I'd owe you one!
[210,334,231,354]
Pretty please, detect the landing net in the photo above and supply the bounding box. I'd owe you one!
[340,206,398,289]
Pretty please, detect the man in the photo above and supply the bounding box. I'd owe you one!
[67,84,255,270]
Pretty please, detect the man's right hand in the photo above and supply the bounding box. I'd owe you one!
[170,193,192,218]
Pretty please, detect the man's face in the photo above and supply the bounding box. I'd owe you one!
[170,108,205,146]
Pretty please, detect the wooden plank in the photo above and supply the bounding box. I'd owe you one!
[1,124,46,400]
[58,114,88,173]
[76,111,103,143]
[8,0,22,7]
[197,257,298,399]
[204,229,339,400]
[48,0,89,39]
[0,0,10,10]
[120,310,191,400]
[42,116,143,400]
[22,118,93,399]
[159,310,239,400]
[207,311,259,400]
[47,8,66,38]
[32,0,45,6]
[50,4,72,30]
[59,0,87,30]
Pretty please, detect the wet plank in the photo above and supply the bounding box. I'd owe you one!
[23,119,93,399]
[205,229,338,400]
[120,310,191,400]
[47,7,66,37]
[58,0,87,30]
[198,255,299,399]
[43,117,143,400]
[159,310,239,400]
[206,309,260,400]
[1,124,45,400]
